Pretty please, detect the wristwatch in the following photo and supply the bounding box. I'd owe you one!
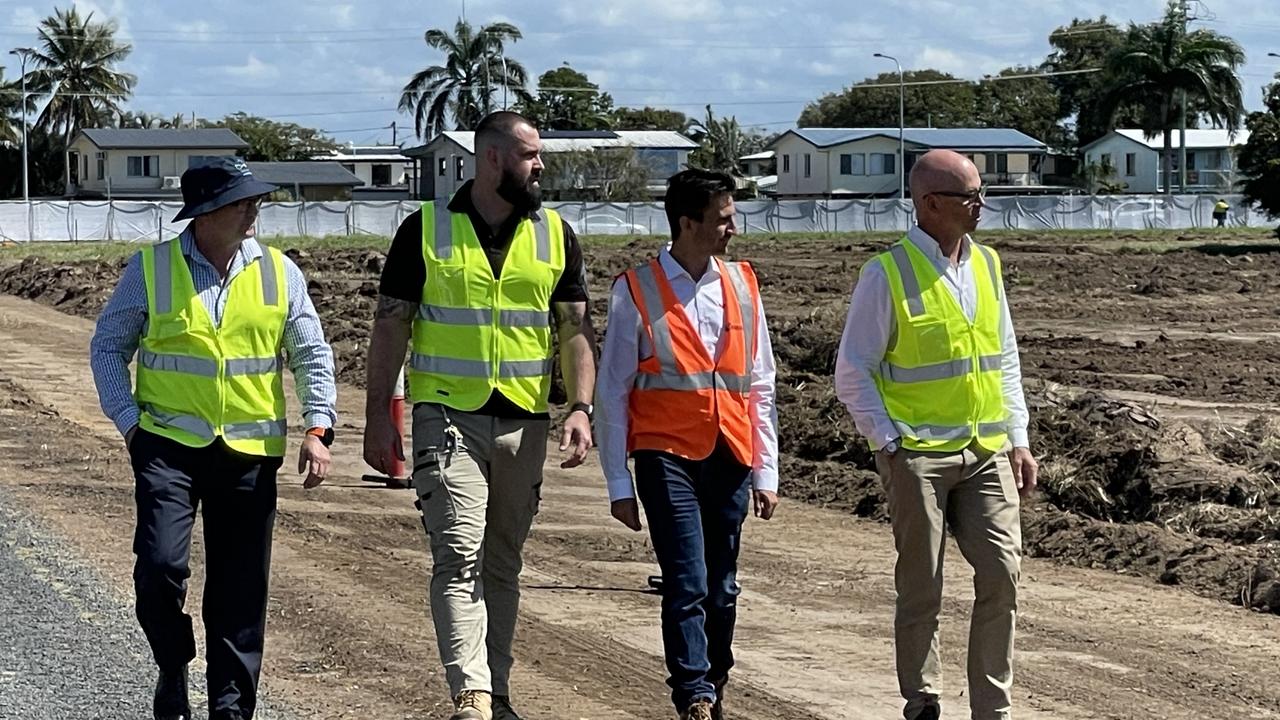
[882,438,900,455]
[569,402,594,422]
[306,426,335,447]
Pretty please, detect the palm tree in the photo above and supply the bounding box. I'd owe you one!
[24,7,136,194]
[687,105,762,176]
[0,69,23,146]
[1099,2,1244,193]
[399,18,529,139]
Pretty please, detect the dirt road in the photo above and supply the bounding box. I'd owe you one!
[0,289,1277,718]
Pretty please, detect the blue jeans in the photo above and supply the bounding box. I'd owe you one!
[634,442,752,712]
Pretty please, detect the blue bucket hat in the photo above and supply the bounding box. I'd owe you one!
[172,157,278,222]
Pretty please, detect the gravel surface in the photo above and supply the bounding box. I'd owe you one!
[0,484,304,719]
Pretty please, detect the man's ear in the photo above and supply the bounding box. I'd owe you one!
[485,145,501,170]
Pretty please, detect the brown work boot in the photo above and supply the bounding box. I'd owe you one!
[711,677,728,720]
[682,699,715,720]
[491,695,524,720]
[449,690,492,720]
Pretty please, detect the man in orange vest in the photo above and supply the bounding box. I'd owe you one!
[596,168,779,720]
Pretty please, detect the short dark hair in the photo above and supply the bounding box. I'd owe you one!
[475,111,535,152]
[663,168,735,242]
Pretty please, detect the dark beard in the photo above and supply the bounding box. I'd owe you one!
[496,167,542,211]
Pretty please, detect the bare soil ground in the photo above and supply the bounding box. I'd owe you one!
[0,229,1279,718]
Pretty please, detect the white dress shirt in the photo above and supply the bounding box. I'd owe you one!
[834,226,1030,450]
[596,250,779,502]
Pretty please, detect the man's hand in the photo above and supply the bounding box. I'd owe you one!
[753,489,779,520]
[1011,446,1038,497]
[124,425,138,450]
[611,498,642,531]
[363,417,404,476]
[559,410,593,468]
[298,435,331,489]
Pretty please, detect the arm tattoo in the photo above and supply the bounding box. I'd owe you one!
[375,295,418,322]
[554,302,588,330]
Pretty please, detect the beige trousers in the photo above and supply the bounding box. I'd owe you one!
[411,402,548,698]
[875,442,1022,720]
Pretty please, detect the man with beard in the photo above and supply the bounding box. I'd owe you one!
[364,111,595,720]
[596,169,779,720]
[835,150,1037,720]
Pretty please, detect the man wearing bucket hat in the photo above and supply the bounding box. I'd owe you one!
[90,157,338,720]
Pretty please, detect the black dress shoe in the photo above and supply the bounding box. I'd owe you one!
[153,666,191,720]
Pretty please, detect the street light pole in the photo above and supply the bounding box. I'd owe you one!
[874,53,905,198]
[9,47,34,204]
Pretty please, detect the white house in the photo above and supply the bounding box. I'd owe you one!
[1080,128,1250,193]
[314,144,417,200]
[768,127,1049,198]
[403,129,699,199]
[67,128,249,199]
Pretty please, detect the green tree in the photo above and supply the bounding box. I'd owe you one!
[612,106,690,132]
[541,147,650,201]
[24,7,136,194]
[1238,76,1280,220]
[1099,2,1245,194]
[216,112,338,161]
[399,18,529,138]
[1041,17,1144,147]
[797,70,977,128]
[0,69,22,145]
[687,105,763,175]
[974,67,1064,145]
[516,64,614,130]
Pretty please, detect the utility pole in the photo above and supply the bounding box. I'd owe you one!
[9,47,34,242]
[874,53,906,198]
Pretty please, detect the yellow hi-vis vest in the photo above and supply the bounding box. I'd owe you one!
[408,200,565,412]
[135,238,289,457]
[872,237,1009,453]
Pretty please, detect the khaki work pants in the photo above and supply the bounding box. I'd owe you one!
[875,442,1022,720]
[411,402,548,698]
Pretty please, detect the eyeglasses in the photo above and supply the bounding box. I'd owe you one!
[930,186,987,205]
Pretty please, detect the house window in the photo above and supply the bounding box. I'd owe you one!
[1100,153,1112,170]
[438,158,447,177]
[95,152,105,180]
[870,153,896,175]
[455,157,465,181]
[127,155,160,177]
[782,154,790,174]
[803,153,811,178]
[371,164,392,186]
[996,153,1008,174]
[82,154,88,180]
[839,153,866,175]
[1186,152,1197,171]
[1125,153,1136,177]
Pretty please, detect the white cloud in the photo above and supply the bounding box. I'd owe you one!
[219,53,280,84]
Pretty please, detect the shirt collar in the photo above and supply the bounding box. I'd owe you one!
[907,225,971,266]
[179,227,262,268]
[658,248,721,283]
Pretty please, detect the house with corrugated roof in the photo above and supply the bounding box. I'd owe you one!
[67,128,250,198]
[768,127,1050,198]
[402,129,699,199]
[1080,128,1249,194]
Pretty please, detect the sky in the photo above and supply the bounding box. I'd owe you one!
[0,0,1276,147]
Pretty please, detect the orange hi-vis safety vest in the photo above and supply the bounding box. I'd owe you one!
[624,256,760,466]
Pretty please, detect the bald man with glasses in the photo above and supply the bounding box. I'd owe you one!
[834,150,1037,720]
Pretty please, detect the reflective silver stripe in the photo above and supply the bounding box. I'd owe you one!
[223,418,287,439]
[499,309,551,328]
[411,354,488,377]
[225,356,283,376]
[417,305,550,328]
[532,209,551,263]
[498,358,554,378]
[144,406,215,440]
[631,263,680,376]
[419,305,491,325]
[893,419,1009,442]
[433,201,453,260]
[153,240,173,315]
[973,243,1001,302]
[634,371,751,393]
[880,354,1002,383]
[721,260,756,371]
[410,354,552,378]
[258,246,279,307]
[887,243,926,316]
[138,349,218,377]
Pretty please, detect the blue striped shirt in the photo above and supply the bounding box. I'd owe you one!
[89,230,337,437]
